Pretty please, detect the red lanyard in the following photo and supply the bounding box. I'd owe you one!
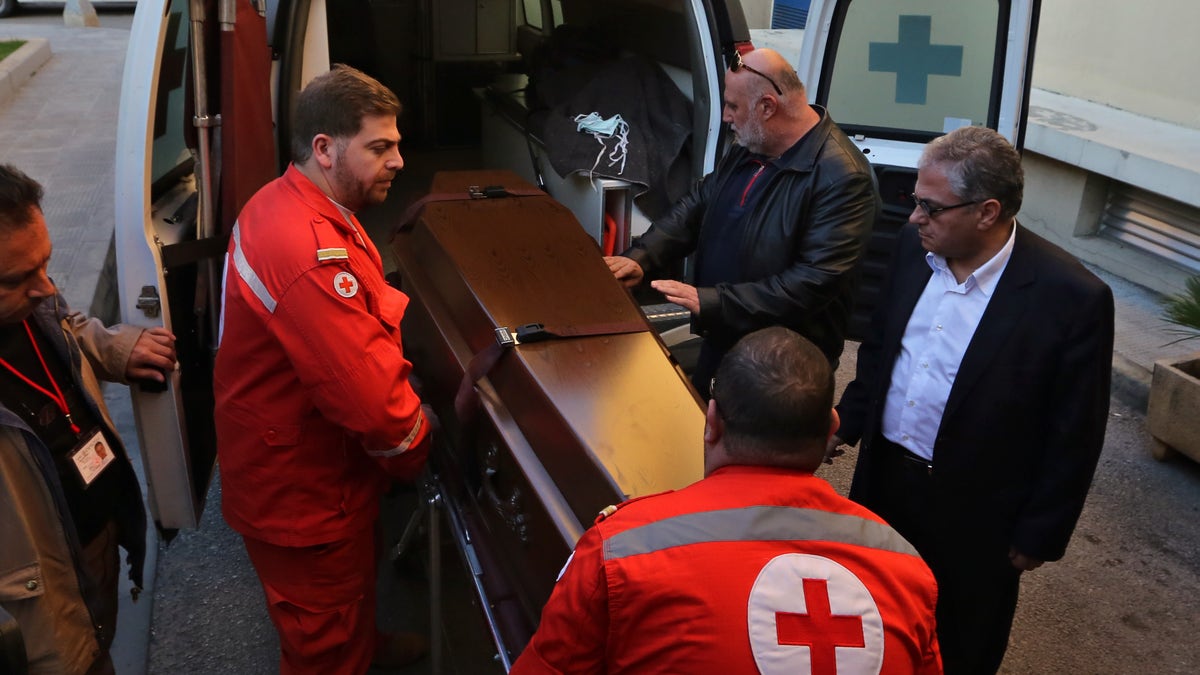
[0,320,81,434]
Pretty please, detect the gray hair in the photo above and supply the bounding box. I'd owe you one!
[920,126,1024,221]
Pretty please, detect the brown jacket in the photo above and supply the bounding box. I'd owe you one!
[0,296,146,674]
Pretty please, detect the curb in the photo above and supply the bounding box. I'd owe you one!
[0,36,51,109]
[1111,352,1151,413]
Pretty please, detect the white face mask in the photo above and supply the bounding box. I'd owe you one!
[573,112,630,177]
[574,111,625,137]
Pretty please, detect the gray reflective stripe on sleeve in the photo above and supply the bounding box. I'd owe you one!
[602,506,920,562]
[217,252,229,347]
[231,223,277,313]
[368,410,424,458]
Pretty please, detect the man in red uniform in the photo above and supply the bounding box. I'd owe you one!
[214,65,431,674]
[512,327,941,674]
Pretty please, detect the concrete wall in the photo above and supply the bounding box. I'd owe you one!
[1019,154,1193,296]
[1033,0,1200,130]
[738,0,772,28]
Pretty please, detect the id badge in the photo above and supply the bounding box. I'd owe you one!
[71,428,115,487]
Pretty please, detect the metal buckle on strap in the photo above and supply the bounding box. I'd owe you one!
[493,323,553,347]
[468,185,512,199]
[494,327,517,347]
[514,323,552,343]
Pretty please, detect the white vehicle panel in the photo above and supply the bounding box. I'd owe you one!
[114,0,204,529]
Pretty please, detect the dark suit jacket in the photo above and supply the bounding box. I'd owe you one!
[836,223,1114,562]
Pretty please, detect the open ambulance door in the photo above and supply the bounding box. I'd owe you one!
[114,0,276,532]
[765,0,1041,338]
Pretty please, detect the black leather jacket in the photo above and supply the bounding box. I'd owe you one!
[625,106,879,361]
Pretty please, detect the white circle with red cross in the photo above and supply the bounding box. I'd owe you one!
[747,553,884,675]
[333,271,359,298]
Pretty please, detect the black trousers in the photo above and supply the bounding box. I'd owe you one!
[865,435,1022,675]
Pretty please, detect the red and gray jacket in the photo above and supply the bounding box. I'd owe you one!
[215,165,429,546]
[514,465,942,674]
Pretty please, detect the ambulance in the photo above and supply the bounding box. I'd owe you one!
[111,0,1039,663]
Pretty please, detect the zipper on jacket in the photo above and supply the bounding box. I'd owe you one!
[739,160,768,207]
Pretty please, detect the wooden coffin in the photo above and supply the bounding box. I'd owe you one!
[392,170,704,660]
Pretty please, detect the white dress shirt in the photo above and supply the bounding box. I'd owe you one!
[881,226,1017,460]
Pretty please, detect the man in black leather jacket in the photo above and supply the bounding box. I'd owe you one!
[606,48,879,393]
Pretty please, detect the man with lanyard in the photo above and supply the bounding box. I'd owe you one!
[0,163,176,674]
[605,47,879,394]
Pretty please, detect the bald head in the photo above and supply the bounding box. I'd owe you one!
[723,48,817,157]
[736,48,804,98]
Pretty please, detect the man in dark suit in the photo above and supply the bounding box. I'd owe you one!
[830,126,1114,674]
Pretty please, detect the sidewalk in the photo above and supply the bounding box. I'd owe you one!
[1095,263,1198,410]
[0,16,129,315]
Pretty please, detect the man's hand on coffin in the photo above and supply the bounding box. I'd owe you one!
[604,255,645,288]
[651,279,700,314]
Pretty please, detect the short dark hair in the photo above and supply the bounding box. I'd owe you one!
[710,327,834,462]
[0,164,44,234]
[920,125,1024,221]
[290,64,402,163]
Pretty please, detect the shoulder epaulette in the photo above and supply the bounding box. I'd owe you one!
[316,247,349,262]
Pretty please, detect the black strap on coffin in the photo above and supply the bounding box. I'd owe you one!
[396,184,546,233]
[452,321,647,422]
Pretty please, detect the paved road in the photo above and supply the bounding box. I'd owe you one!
[999,397,1200,673]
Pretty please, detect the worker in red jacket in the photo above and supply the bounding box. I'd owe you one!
[214,65,430,675]
[513,327,942,674]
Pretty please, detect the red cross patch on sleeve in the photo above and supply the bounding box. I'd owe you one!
[333,271,359,298]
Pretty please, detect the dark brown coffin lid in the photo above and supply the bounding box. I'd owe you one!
[396,170,704,509]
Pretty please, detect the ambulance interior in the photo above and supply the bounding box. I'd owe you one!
[309,0,722,277]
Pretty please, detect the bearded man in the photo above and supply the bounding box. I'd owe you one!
[214,65,431,674]
[605,47,879,394]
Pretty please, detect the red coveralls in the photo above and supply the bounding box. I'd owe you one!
[214,165,430,675]
[513,465,942,675]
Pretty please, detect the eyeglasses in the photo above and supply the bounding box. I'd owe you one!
[909,193,978,218]
[728,50,783,97]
